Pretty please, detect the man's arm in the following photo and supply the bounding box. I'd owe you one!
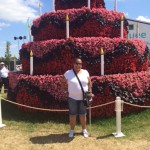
[88,77,94,98]
[61,76,68,91]
[88,77,92,93]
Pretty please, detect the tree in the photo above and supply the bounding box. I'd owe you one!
[0,57,5,62]
[5,41,12,69]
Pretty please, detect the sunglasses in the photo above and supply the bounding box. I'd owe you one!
[75,62,82,65]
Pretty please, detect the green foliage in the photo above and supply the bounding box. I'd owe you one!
[4,41,12,69]
[0,41,21,70]
[0,57,5,62]
[5,41,12,61]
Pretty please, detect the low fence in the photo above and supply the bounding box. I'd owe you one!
[0,94,150,138]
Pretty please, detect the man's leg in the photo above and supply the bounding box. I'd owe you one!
[3,78,8,93]
[79,102,89,137]
[68,98,77,137]
[79,115,86,130]
[0,79,3,93]
[69,115,76,130]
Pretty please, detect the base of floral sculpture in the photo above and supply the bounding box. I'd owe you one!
[8,71,150,118]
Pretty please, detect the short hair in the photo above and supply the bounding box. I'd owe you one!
[73,57,82,63]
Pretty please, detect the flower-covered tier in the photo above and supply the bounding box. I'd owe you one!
[55,0,105,10]
[32,7,128,41]
[20,37,149,75]
[8,71,150,117]
[8,0,150,117]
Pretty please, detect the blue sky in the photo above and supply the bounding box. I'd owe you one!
[0,0,150,58]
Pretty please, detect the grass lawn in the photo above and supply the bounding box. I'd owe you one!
[0,93,150,150]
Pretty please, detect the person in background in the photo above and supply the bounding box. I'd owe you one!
[61,58,93,138]
[0,62,9,93]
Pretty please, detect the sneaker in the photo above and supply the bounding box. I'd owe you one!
[68,130,74,138]
[82,129,89,138]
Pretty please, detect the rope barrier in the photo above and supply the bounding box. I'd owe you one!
[123,101,150,108]
[1,96,150,112]
[1,97,69,112]
[89,101,115,109]
[1,97,115,112]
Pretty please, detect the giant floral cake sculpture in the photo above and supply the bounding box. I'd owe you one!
[8,0,150,117]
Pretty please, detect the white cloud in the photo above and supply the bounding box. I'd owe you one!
[0,0,41,23]
[136,16,150,23]
[0,22,10,30]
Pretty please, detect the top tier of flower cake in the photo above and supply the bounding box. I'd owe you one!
[31,7,128,41]
[55,0,105,10]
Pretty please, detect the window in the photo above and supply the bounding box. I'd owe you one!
[128,24,134,30]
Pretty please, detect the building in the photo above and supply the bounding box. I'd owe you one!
[127,18,150,49]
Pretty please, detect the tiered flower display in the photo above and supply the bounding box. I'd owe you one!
[20,37,149,75]
[32,7,128,41]
[8,0,150,118]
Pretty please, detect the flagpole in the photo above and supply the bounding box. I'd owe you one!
[52,0,55,12]
[114,0,117,11]
[39,2,42,16]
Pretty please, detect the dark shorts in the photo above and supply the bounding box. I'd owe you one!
[68,97,86,115]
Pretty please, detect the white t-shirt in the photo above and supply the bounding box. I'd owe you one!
[0,67,9,78]
[64,69,89,100]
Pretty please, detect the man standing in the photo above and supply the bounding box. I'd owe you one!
[61,58,93,138]
[0,62,9,93]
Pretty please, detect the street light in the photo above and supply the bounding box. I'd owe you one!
[14,36,26,51]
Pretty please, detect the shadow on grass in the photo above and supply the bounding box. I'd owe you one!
[30,133,74,144]
[96,134,114,139]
